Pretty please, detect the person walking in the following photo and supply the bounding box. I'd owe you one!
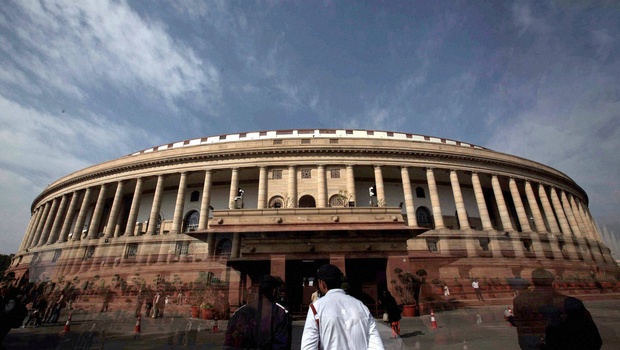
[472,278,484,302]
[224,275,292,349]
[301,264,384,350]
[512,268,601,350]
[379,290,402,338]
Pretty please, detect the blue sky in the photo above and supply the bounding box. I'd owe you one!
[0,0,618,255]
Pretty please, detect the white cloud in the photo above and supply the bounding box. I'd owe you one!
[3,0,220,108]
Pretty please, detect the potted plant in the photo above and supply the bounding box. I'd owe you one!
[391,268,427,317]
[200,302,214,319]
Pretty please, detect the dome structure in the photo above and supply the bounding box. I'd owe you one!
[8,129,618,314]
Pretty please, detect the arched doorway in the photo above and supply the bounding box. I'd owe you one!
[298,195,316,208]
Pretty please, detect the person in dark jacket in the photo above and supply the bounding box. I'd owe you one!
[224,275,292,349]
[379,290,402,338]
[544,296,602,350]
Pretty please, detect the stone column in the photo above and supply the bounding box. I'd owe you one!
[317,164,327,208]
[87,184,107,239]
[24,207,44,249]
[426,168,445,229]
[576,200,595,240]
[584,207,603,241]
[19,210,38,251]
[73,187,93,241]
[450,170,469,230]
[105,181,125,238]
[567,196,589,238]
[401,167,417,227]
[229,168,239,209]
[523,181,553,258]
[550,188,572,236]
[374,165,385,206]
[524,181,546,232]
[257,166,267,209]
[549,187,579,259]
[47,194,69,244]
[199,170,213,230]
[231,232,241,259]
[346,165,357,206]
[38,198,60,246]
[538,184,560,233]
[491,175,515,232]
[560,191,581,237]
[59,191,80,243]
[147,175,165,235]
[31,202,51,247]
[471,172,493,231]
[287,165,297,208]
[509,178,531,232]
[171,172,188,234]
[125,178,144,236]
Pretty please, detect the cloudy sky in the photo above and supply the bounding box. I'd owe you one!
[0,0,618,255]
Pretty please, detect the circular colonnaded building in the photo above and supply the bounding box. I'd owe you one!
[8,129,619,315]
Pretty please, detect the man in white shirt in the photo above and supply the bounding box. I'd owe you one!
[301,264,384,350]
[472,279,484,302]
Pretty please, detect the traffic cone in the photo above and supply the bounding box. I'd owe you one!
[212,317,219,333]
[133,314,142,335]
[430,310,438,329]
[62,312,72,333]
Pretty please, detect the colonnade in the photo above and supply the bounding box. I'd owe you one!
[19,164,605,264]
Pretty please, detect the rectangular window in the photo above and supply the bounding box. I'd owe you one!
[52,249,62,263]
[426,239,438,252]
[301,139,311,144]
[330,169,340,179]
[301,169,312,179]
[175,241,190,256]
[523,239,533,252]
[273,139,282,145]
[83,246,95,260]
[126,243,138,258]
[329,139,339,144]
[272,170,282,180]
[479,238,490,251]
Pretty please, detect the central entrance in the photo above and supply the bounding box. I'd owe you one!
[285,258,387,316]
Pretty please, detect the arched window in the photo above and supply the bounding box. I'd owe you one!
[216,239,232,257]
[415,187,426,198]
[269,196,284,208]
[416,207,433,228]
[183,210,199,232]
[299,195,316,208]
[328,194,347,207]
[190,191,200,202]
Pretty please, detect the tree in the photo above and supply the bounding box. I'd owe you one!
[0,254,15,282]
[391,268,427,305]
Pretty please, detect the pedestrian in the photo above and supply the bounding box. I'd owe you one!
[152,291,161,318]
[472,278,484,302]
[512,268,601,350]
[301,264,384,350]
[379,290,402,338]
[545,296,602,350]
[443,285,450,300]
[224,275,292,349]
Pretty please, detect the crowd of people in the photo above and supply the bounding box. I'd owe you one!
[2,266,605,350]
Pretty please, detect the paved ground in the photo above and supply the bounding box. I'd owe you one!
[3,299,620,349]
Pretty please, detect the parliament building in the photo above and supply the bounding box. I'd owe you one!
[8,129,619,314]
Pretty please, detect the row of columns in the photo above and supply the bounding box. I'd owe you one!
[20,166,603,261]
